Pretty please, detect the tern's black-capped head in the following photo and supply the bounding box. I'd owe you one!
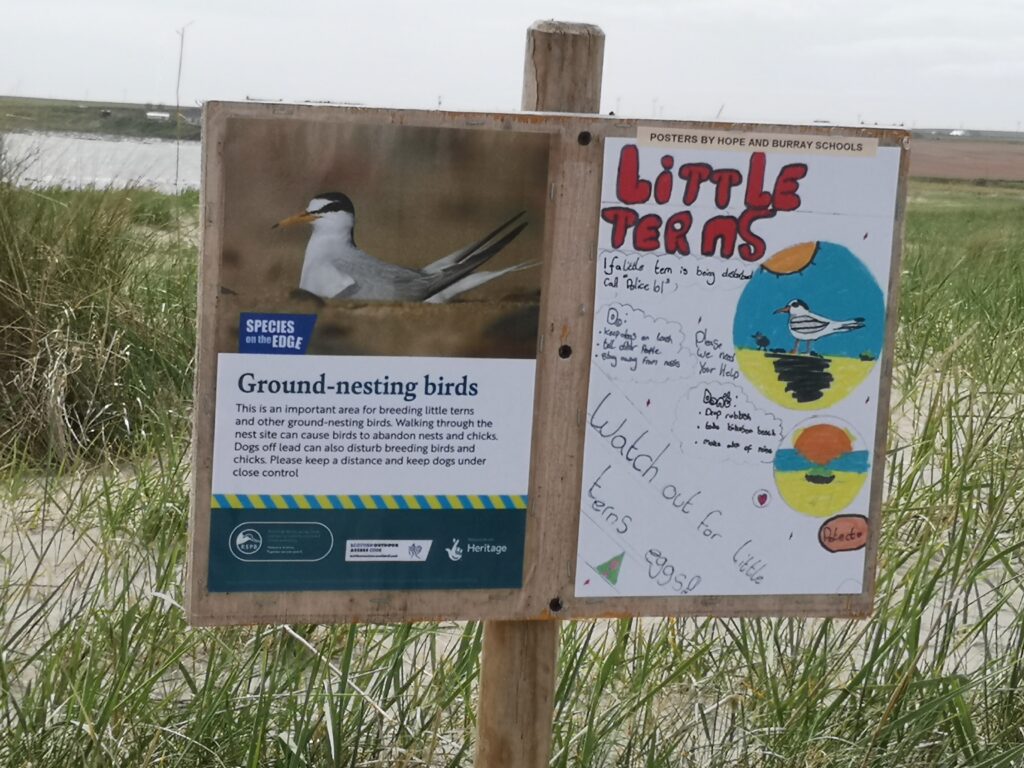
[308,192,355,216]
[273,192,357,245]
[307,193,356,244]
[775,298,809,314]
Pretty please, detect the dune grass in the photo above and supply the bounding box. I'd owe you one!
[0,161,197,466]
[1,177,1023,766]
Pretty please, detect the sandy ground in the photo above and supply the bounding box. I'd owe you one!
[910,139,1024,181]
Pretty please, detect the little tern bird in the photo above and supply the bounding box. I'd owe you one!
[774,299,865,354]
[273,193,531,302]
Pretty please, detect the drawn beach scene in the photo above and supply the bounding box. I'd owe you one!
[733,241,885,409]
[773,420,870,517]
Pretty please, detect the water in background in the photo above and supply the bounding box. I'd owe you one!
[1,131,201,193]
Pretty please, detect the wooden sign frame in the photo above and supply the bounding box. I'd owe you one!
[187,101,908,626]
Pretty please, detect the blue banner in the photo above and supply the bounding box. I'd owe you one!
[238,313,316,354]
[208,508,526,592]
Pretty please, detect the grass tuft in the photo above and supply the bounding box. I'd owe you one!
[0,165,196,465]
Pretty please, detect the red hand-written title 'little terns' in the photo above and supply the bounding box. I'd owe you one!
[601,145,808,261]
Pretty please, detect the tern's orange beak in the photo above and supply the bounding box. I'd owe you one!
[774,306,790,314]
[272,212,317,229]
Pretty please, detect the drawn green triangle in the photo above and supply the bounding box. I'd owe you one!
[596,552,625,585]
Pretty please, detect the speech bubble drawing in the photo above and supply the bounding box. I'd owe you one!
[818,514,869,552]
[690,317,742,383]
[675,383,783,464]
[593,303,693,382]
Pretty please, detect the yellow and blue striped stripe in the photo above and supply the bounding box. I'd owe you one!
[211,494,528,511]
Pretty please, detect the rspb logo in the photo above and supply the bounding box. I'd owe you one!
[233,528,263,556]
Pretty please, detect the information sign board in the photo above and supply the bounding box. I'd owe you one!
[188,103,907,624]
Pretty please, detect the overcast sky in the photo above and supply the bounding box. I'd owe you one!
[4,0,1022,131]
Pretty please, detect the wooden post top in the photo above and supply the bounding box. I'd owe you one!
[522,21,605,114]
[527,20,604,36]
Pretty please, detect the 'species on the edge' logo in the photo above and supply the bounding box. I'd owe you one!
[238,313,316,355]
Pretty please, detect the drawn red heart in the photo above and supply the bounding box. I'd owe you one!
[757,493,768,506]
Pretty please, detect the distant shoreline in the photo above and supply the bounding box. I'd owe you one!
[1,130,201,192]
[0,95,201,142]
[4,95,1024,182]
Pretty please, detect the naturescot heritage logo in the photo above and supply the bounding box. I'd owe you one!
[446,538,509,561]
[465,539,509,555]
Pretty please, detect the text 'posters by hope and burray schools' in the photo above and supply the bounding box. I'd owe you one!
[576,128,901,598]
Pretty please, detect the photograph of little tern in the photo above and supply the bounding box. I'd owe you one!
[216,113,550,359]
[191,106,552,610]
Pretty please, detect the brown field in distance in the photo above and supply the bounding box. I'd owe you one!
[910,138,1024,181]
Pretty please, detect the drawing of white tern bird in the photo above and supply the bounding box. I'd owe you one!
[774,298,865,354]
[273,193,532,302]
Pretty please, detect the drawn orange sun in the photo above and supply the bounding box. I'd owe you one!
[793,423,853,466]
[762,241,819,275]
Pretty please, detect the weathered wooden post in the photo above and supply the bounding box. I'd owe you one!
[474,20,605,768]
[520,21,605,115]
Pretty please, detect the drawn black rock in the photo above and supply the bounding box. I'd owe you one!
[766,352,834,403]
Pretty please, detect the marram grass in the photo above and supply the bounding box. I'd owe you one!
[0,160,197,465]
[1,178,1023,766]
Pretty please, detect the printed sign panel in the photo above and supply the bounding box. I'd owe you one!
[575,130,902,599]
[188,104,906,624]
[189,103,553,624]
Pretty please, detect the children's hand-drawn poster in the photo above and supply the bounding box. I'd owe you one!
[576,127,903,598]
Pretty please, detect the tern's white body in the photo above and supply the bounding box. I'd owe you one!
[787,305,864,341]
[777,299,864,354]
[282,194,530,302]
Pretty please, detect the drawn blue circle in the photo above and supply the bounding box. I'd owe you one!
[734,242,884,360]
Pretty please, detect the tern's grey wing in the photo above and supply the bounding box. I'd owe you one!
[339,250,434,301]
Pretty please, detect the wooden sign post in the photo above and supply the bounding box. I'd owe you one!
[475,22,606,768]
